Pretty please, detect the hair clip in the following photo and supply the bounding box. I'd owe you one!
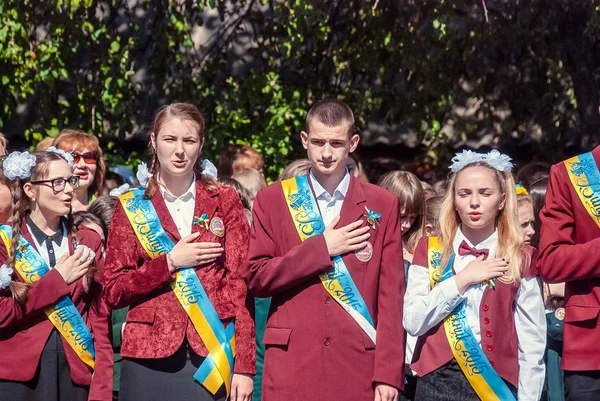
[46,146,74,168]
[136,162,152,188]
[0,265,13,290]
[109,183,131,197]
[450,149,513,174]
[2,151,37,181]
[201,159,218,179]
[515,184,528,196]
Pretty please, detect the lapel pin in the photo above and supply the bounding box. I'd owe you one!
[481,278,497,290]
[193,214,210,230]
[364,206,382,230]
[210,217,225,238]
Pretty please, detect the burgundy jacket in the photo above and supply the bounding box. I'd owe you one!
[0,219,113,401]
[538,145,600,371]
[245,174,406,401]
[409,237,538,387]
[101,181,256,374]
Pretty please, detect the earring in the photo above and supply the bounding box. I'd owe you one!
[32,197,36,202]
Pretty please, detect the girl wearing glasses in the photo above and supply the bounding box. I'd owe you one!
[0,150,113,400]
[54,129,106,212]
[102,103,255,401]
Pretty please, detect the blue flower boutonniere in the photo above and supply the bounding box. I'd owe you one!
[194,214,210,230]
[364,206,382,230]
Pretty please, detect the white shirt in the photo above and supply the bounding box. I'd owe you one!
[403,228,546,401]
[309,169,350,226]
[27,222,69,268]
[159,177,196,237]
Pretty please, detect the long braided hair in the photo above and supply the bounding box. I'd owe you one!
[0,161,29,304]
[144,103,216,199]
[6,151,84,306]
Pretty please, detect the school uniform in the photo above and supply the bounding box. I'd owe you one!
[101,179,256,401]
[245,171,406,401]
[538,146,600,401]
[0,217,113,401]
[404,229,546,401]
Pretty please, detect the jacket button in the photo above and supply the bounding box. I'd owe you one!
[487,344,493,351]
[324,338,330,346]
[482,304,489,311]
[483,317,490,324]
[486,330,492,338]
[489,360,495,367]
[325,297,331,305]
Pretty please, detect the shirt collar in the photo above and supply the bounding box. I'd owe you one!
[26,215,66,246]
[309,169,351,201]
[453,226,499,256]
[159,175,196,203]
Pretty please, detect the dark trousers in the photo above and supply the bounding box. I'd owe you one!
[564,370,600,401]
[0,330,89,401]
[414,360,517,401]
[119,343,227,401]
[398,372,418,401]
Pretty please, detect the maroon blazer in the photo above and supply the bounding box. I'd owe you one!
[101,181,256,374]
[245,174,406,401]
[538,145,600,371]
[0,219,113,401]
[410,237,538,387]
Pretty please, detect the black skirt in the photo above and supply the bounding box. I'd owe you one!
[0,330,89,401]
[415,360,517,401]
[118,343,227,401]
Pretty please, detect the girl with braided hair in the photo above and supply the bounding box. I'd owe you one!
[102,103,255,401]
[0,149,113,400]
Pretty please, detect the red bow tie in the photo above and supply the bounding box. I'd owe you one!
[458,240,489,260]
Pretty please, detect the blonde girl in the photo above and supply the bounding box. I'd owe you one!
[404,150,546,401]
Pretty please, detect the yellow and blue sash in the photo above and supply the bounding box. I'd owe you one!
[564,151,600,228]
[281,174,376,343]
[0,225,96,369]
[118,188,236,395]
[427,237,515,401]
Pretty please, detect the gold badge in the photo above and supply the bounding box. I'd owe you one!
[210,217,225,238]
[555,307,565,321]
[355,242,373,262]
[497,274,515,284]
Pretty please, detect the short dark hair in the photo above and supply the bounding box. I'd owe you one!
[88,195,118,237]
[73,211,106,236]
[306,99,355,136]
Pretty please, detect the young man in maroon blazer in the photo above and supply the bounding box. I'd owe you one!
[538,146,600,401]
[246,99,405,401]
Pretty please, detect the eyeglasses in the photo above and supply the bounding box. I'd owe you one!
[71,152,97,164]
[30,176,80,192]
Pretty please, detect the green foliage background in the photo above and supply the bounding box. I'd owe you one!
[1,0,599,181]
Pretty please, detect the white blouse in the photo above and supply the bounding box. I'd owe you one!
[403,228,546,401]
[159,177,196,238]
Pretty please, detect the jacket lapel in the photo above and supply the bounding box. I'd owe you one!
[151,189,181,242]
[338,175,367,229]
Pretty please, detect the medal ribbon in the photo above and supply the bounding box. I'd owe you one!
[427,236,516,401]
[281,174,376,343]
[0,225,96,369]
[564,151,600,228]
[118,188,235,395]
